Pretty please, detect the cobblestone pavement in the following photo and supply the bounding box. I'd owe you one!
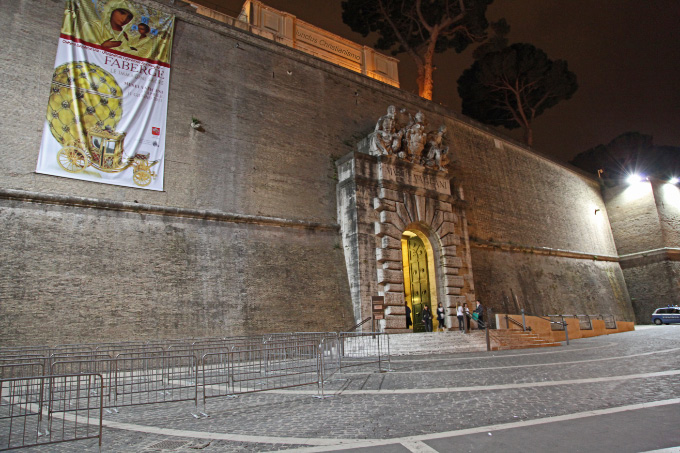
[16,326,680,452]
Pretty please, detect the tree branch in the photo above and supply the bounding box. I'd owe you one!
[377,0,423,64]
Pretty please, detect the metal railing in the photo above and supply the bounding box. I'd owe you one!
[525,310,570,345]
[0,331,392,439]
[592,314,617,329]
[0,374,103,451]
[337,332,390,372]
[347,317,372,333]
[576,315,593,330]
[505,315,529,331]
[200,340,322,414]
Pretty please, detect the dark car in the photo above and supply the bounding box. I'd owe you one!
[651,306,680,325]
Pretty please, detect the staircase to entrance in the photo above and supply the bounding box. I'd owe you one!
[386,330,561,355]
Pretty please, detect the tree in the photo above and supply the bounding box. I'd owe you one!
[457,43,577,146]
[471,18,509,60]
[341,0,494,100]
[570,132,680,181]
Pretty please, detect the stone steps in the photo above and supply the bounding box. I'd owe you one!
[490,330,561,349]
[386,331,490,355]
[384,329,561,355]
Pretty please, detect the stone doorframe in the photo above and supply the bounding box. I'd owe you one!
[336,146,475,333]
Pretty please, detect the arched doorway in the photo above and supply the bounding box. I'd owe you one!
[402,229,438,333]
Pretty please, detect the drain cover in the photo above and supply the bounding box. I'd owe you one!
[147,440,190,451]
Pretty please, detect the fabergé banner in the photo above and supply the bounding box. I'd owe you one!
[36,0,175,190]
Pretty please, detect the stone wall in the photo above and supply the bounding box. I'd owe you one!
[621,260,680,324]
[605,181,680,322]
[0,0,635,344]
[453,127,631,318]
[0,193,353,345]
[605,182,664,255]
[471,248,633,320]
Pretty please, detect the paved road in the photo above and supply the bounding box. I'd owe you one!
[25,325,680,452]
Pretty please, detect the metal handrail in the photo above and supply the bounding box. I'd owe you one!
[504,315,531,331]
[346,317,372,332]
[523,309,570,345]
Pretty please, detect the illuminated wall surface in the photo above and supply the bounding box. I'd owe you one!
[188,0,400,88]
[604,181,680,323]
[0,0,655,345]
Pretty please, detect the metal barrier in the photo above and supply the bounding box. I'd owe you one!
[548,315,566,331]
[0,347,51,357]
[0,374,103,451]
[318,336,341,385]
[199,340,322,413]
[0,363,45,380]
[338,332,390,372]
[0,360,47,379]
[51,359,116,408]
[599,314,617,329]
[0,332,392,437]
[93,345,164,358]
[576,315,593,330]
[49,353,199,414]
[113,353,198,411]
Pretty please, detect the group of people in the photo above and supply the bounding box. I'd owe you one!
[405,300,485,332]
[456,301,485,330]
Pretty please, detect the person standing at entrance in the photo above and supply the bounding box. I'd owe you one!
[422,304,433,332]
[436,302,446,332]
[463,302,471,331]
[474,300,485,329]
[405,301,412,329]
[456,304,465,331]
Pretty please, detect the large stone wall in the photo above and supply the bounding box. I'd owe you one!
[0,192,353,345]
[0,0,636,344]
[452,126,631,317]
[605,181,680,322]
[471,248,633,319]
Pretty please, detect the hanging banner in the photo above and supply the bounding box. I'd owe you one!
[36,0,175,190]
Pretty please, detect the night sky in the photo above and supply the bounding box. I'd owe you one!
[193,0,680,163]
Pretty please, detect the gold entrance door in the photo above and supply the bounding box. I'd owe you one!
[407,235,431,333]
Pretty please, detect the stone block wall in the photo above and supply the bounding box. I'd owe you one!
[605,182,665,255]
[605,181,680,323]
[0,194,353,345]
[0,0,635,343]
[452,126,630,318]
[471,248,634,320]
[621,260,680,324]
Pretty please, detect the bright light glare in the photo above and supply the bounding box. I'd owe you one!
[670,177,679,185]
[626,174,642,184]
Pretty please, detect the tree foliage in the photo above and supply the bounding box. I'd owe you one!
[341,0,494,100]
[457,43,578,146]
[570,132,680,181]
[471,18,509,60]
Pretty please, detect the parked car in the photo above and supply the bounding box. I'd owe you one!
[651,306,680,325]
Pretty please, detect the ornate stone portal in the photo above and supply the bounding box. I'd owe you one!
[337,108,475,332]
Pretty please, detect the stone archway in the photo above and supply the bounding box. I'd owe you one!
[336,109,476,333]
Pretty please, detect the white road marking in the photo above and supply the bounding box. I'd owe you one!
[280,398,680,452]
[639,448,680,453]
[401,440,440,452]
[273,368,680,395]
[89,373,680,447]
[369,346,680,375]
[389,341,616,363]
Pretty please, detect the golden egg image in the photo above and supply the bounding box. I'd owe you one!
[46,61,123,145]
